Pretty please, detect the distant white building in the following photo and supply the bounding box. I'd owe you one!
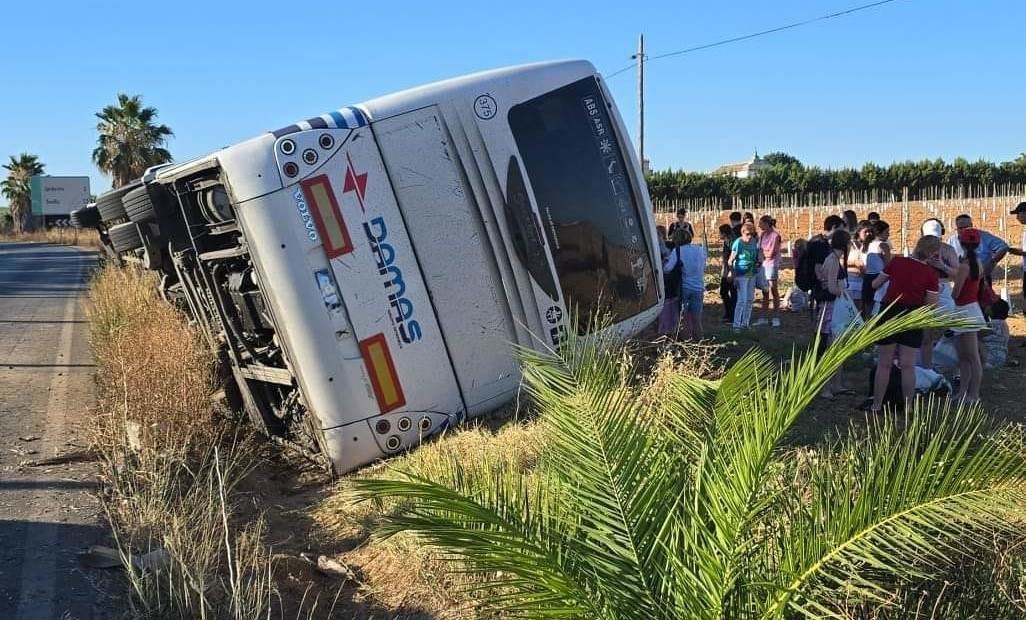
[714,152,770,179]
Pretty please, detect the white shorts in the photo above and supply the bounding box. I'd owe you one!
[951,301,986,334]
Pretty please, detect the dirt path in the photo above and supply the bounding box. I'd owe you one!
[0,242,118,619]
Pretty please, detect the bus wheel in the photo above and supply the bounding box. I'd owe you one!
[96,183,138,223]
[108,222,144,253]
[124,185,158,223]
[70,205,100,228]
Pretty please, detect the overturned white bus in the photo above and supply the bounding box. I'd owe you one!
[76,60,663,473]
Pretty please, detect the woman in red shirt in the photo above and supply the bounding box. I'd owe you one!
[869,235,942,413]
[951,228,987,403]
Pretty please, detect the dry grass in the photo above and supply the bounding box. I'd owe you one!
[88,263,218,452]
[87,262,287,619]
[0,227,102,248]
[312,415,545,618]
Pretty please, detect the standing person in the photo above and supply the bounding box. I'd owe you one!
[728,222,760,330]
[717,223,738,323]
[729,211,743,238]
[867,211,881,223]
[852,220,876,316]
[656,225,670,258]
[919,218,960,369]
[662,228,708,340]
[743,211,755,225]
[755,215,782,327]
[1006,202,1026,317]
[794,215,845,312]
[667,207,693,240]
[817,229,855,399]
[869,236,942,414]
[950,228,987,403]
[864,220,893,317]
[657,225,681,337]
[947,214,1009,289]
[843,209,859,234]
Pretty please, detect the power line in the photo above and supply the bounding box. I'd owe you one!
[605,0,905,78]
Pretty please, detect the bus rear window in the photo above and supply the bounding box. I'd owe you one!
[508,77,657,329]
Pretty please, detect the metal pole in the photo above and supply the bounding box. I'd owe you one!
[634,33,645,170]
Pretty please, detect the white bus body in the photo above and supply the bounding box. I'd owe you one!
[86,60,662,473]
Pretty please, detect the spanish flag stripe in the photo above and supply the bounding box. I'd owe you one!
[359,334,406,413]
[301,174,353,258]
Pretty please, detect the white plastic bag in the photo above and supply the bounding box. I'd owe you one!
[931,335,959,375]
[830,293,863,336]
[784,287,808,312]
[755,268,768,291]
[914,366,951,395]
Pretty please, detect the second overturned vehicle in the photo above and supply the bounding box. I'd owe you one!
[76,60,664,473]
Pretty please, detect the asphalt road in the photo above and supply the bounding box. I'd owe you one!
[0,242,118,619]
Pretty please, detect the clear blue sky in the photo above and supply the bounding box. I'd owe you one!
[1,0,1023,200]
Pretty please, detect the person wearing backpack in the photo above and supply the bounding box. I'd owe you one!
[817,229,856,400]
[663,228,708,340]
[795,215,844,305]
[717,223,738,323]
[728,222,760,330]
[657,226,682,337]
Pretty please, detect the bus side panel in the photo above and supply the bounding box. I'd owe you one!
[373,107,521,413]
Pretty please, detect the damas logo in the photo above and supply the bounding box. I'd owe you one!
[363,216,422,345]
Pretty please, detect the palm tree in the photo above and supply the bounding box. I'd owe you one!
[353,310,1026,619]
[92,94,173,189]
[1,153,45,234]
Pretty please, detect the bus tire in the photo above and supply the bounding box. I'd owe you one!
[124,185,157,223]
[96,183,138,223]
[71,205,101,228]
[109,222,144,253]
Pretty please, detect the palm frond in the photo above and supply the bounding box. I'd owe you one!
[766,399,1026,618]
[350,306,1025,620]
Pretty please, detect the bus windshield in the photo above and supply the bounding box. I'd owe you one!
[508,77,658,329]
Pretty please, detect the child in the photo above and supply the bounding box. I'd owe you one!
[982,299,1010,369]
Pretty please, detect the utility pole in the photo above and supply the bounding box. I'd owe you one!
[632,33,646,171]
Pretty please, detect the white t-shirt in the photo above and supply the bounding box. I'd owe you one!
[1021,230,1026,270]
[662,244,708,293]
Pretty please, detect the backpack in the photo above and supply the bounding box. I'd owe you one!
[866,365,904,409]
[796,237,833,301]
[663,247,682,298]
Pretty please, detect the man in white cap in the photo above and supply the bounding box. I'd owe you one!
[1007,201,1026,317]
[946,213,1008,284]
[920,218,960,368]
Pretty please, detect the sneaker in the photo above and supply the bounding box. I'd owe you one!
[771,318,781,327]
[752,318,768,326]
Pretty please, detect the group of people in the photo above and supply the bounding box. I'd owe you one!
[657,209,784,340]
[655,201,1026,413]
[798,205,1024,412]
